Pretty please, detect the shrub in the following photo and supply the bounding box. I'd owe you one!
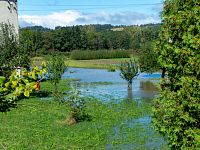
[0,23,19,77]
[45,55,67,102]
[0,23,31,77]
[153,0,200,149]
[65,89,91,125]
[0,65,47,112]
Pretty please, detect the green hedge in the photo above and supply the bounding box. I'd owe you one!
[70,50,130,60]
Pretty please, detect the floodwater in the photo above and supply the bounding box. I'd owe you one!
[62,68,168,149]
[62,68,160,102]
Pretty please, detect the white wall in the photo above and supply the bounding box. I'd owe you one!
[0,0,18,34]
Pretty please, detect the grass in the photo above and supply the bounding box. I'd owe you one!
[31,57,137,69]
[70,50,130,60]
[0,97,168,150]
[0,95,169,150]
[68,58,133,69]
[40,79,71,93]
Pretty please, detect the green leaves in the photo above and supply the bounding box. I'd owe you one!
[45,55,66,101]
[24,90,30,97]
[153,0,200,149]
[119,59,139,89]
[0,76,6,86]
[0,65,47,112]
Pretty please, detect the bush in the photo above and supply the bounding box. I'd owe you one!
[65,90,90,125]
[0,23,32,77]
[153,0,200,149]
[70,50,130,60]
[0,65,47,112]
[45,55,67,102]
[0,23,19,77]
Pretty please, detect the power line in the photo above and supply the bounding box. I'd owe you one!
[18,3,163,12]
[18,3,162,7]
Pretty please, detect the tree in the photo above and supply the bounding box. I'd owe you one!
[153,0,200,149]
[138,42,160,73]
[0,23,19,77]
[45,54,67,102]
[119,60,139,89]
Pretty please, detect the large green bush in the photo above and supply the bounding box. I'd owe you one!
[153,0,200,149]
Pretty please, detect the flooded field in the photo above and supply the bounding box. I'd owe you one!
[63,68,160,102]
[61,68,168,149]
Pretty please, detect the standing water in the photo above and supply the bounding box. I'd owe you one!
[62,68,168,149]
[62,68,160,102]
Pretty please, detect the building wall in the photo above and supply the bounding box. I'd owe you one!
[0,0,18,34]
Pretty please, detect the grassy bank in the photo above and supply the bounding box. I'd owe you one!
[68,58,133,69]
[0,96,168,149]
[32,57,135,69]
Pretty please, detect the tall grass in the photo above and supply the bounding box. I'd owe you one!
[70,50,130,60]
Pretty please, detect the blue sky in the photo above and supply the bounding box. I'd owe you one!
[18,0,163,28]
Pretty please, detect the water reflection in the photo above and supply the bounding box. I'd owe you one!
[127,88,133,100]
[140,81,158,92]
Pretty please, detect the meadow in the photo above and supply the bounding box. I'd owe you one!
[31,49,137,69]
[0,97,168,150]
[70,50,131,60]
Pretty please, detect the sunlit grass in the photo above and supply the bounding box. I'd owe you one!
[0,97,168,149]
[31,56,138,69]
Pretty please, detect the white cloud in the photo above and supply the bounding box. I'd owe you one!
[19,10,161,28]
[19,10,81,28]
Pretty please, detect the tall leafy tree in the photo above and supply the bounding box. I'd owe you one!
[139,42,159,73]
[153,0,200,149]
[0,23,19,77]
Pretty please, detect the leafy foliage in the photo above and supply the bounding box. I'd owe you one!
[0,23,19,77]
[139,42,160,73]
[19,24,160,55]
[153,0,200,149]
[65,89,90,125]
[119,60,139,89]
[0,65,47,112]
[45,55,67,101]
[0,23,32,77]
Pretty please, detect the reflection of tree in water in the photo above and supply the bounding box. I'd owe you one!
[127,88,133,100]
[140,81,158,92]
[126,81,158,101]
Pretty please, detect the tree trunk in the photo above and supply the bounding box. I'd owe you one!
[128,82,132,90]
[161,67,166,78]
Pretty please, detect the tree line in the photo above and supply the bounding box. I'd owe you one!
[19,24,160,56]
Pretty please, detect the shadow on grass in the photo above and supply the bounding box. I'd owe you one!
[31,90,51,98]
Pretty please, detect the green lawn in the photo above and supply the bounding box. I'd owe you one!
[31,57,137,69]
[0,97,168,149]
[68,58,133,69]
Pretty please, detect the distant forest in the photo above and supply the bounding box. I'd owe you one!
[19,24,161,56]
